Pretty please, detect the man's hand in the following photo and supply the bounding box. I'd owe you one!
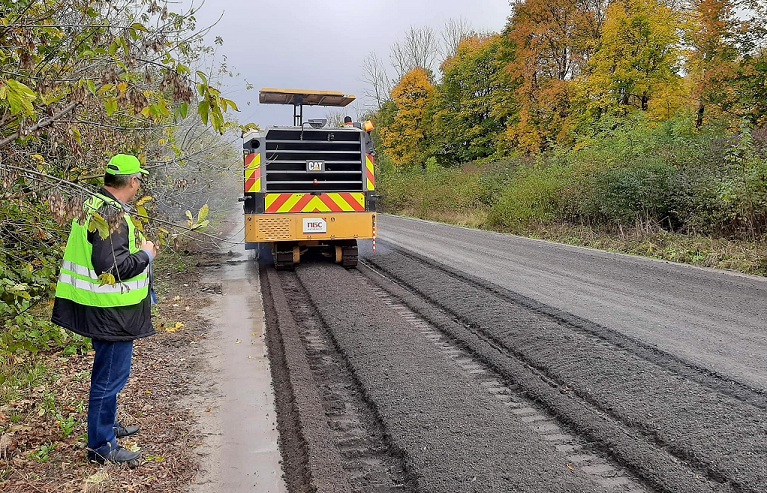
[141,240,158,259]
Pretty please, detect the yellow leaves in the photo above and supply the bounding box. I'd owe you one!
[135,205,149,221]
[1,79,38,116]
[98,273,116,287]
[391,67,434,103]
[185,204,209,231]
[590,0,682,112]
[158,321,184,333]
[157,227,170,246]
[87,213,110,240]
[198,204,209,222]
[123,441,141,453]
[385,68,435,167]
[225,98,239,112]
[130,196,153,236]
[167,322,184,333]
[84,470,110,486]
[130,216,145,236]
[140,99,171,121]
[135,195,153,208]
[130,22,149,33]
[104,97,118,116]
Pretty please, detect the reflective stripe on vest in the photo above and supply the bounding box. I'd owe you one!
[55,194,149,307]
[57,273,148,294]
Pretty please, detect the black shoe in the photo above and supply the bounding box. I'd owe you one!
[87,445,141,467]
[115,423,140,438]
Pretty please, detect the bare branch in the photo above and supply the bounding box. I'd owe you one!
[440,18,476,60]
[362,52,393,110]
[0,102,80,147]
[390,26,440,80]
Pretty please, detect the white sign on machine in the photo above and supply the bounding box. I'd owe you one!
[303,218,327,234]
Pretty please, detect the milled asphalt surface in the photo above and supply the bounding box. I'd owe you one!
[254,214,765,492]
[297,264,611,492]
[375,215,767,391]
[363,248,765,491]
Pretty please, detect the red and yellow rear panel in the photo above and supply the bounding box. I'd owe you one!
[264,192,365,213]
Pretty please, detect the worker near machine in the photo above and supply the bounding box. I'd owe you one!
[363,120,376,156]
[343,115,354,127]
[52,154,158,467]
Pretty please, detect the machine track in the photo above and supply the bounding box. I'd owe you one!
[361,275,649,492]
[262,248,766,492]
[262,266,412,493]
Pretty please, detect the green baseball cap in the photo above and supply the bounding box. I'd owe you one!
[105,154,149,175]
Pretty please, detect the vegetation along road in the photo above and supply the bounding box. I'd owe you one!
[262,214,766,493]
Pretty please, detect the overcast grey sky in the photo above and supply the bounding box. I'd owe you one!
[182,0,513,127]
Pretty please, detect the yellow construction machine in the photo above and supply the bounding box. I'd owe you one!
[241,89,377,269]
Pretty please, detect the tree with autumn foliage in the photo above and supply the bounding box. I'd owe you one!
[379,67,435,168]
[366,2,767,257]
[427,34,515,165]
[686,0,767,127]
[502,0,606,152]
[686,0,741,127]
[583,0,684,121]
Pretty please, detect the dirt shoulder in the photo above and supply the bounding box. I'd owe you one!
[0,214,275,492]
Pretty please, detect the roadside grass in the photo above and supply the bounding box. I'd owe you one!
[378,156,767,278]
[524,223,767,276]
[394,205,767,277]
[377,118,767,277]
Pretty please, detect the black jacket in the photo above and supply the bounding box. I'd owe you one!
[51,189,155,341]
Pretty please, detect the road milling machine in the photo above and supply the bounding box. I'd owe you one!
[241,88,377,270]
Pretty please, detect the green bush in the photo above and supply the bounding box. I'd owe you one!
[488,162,572,231]
[378,165,485,220]
[0,200,89,360]
[592,159,676,225]
[668,125,767,236]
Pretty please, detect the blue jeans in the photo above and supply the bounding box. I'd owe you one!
[88,339,134,455]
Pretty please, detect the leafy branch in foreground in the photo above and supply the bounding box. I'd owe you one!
[1,0,238,150]
[1,0,245,356]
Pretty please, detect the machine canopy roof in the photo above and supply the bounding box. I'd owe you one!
[259,88,355,107]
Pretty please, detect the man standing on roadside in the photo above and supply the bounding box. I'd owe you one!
[52,154,158,467]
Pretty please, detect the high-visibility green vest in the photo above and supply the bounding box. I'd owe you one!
[55,194,149,307]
